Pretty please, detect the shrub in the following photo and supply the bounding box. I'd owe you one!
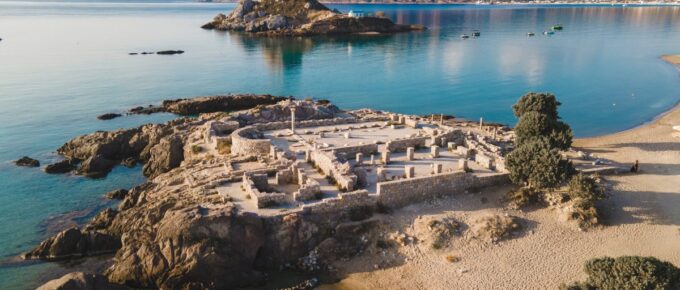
[561,256,680,290]
[216,138,232,155]
[568,173,605,202]
[506,138,574,189]
[569,198,600,229]
[506,186,541,207]
[191,144,202,154]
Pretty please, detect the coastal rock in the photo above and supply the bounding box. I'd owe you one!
[97,113,122,120]
[162,94,288,115]
[15,156,40,167]
[58,128,140,162]
[85,208,118,231]
[78,155,118,178]
[121,157,137,168]
[45,159,78,174]
[202,0,424,36]
[156,50,184,55]
[24,227,121,260]
[37,272,128,290]
[142,135,184,178]
[106,205,266,289]
[105,189,128,200]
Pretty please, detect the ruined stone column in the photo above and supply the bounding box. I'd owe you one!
[440,114,444,123]
[405,166,415,178]
[493,127,497,140]
[440,137,447,147]
[370,154,375,165]
[406,147,415,161]
[305,149,311,163]
[344,132,351,139]
[479,117,483,130]
[270,145,278,160]
[398,116,406,125]
[382,150,391,164]
[356,153,363,165]
[458,159,469,171]
[291,107,296,133]
[432,163,443,174]
[430,145,440,158]
[448,142,456,151]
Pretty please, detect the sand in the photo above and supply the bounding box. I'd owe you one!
[317,57,680,290]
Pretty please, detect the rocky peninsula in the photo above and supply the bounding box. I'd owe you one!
[201,0,425,35]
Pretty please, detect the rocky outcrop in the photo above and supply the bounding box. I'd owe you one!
[15,156,40,167]
[155,50,184,55]
[105,205,266,289]
[202,0,425,36]
[37,272,128,290]
[142,135,184,179]
[105,189,128,200]
[24,227,120,261]
[162,94,288,115]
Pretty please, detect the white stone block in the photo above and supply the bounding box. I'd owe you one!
[430,145,440,158]
[405,166,415,178]
[406,147,415,161]
[356,153,363,165]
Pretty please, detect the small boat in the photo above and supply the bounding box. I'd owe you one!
[472,30,481,37]
[460,34,470,39]
[527,32,535,36]
[543,31,554,35]
[551,25,563,30]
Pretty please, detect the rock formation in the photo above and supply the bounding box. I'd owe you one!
[201,0,425,36]
[97,113,121,120]
[37,272,128,290]
[15,156,40,167]
[23,227,120,261]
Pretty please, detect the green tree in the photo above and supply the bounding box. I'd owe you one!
[568,173,604,202]
[512,92,561,119]
[506,138,573,189]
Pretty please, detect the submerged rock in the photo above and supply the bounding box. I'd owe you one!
[97,113,122,120]
[37,272,128,290]
[15,156,40,167]
[44,159,78,174]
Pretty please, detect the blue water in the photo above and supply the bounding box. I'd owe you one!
[0,2,679,288]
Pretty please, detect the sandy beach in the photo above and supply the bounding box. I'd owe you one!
[318,57,680,290]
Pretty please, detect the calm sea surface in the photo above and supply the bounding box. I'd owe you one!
[0,1,679,288]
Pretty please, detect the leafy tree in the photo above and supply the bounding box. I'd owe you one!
[506,138,573,189]
[513,92,561,119]
[561,256,680,290]
[514,109,573,150]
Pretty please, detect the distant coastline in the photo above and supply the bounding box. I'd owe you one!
[201,1,680,5]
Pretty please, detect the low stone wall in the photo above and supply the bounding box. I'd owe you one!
[243,173,287,208]
[301,190,375,215]
[386,136,429,152]
[294,179,321,201]
[376,171,510,208]
[232,127,272,156]
[309,150,356,191]
[328,143,379,158]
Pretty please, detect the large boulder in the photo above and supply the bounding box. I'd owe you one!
[24,227,120,261]
[142,135,184,178]
[37,272,128,290]
[78,155,118,178]
[162,94,287,115]
[44,159,78,174]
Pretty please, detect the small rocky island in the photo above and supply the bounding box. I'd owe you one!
[201,0,425,35]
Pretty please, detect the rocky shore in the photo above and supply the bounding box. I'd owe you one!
[42,94,288,178]
[29,97,369,289]
[201,0,425,36]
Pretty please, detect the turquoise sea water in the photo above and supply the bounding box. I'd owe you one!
[0,2,679,288]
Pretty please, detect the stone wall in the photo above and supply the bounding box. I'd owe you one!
[294,179,321,201]
[376,171,510,208]
[309,150,356,191]
[242,173,287,208]
[328,143,379,158]
[232,127,272,156]
[301,190,375,215]
[386,136,429,152]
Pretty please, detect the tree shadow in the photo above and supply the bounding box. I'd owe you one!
[600,179,680,226]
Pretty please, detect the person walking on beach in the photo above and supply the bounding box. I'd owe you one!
[630,160,639,173]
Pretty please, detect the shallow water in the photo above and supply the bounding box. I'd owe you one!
[0,2,679,288]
